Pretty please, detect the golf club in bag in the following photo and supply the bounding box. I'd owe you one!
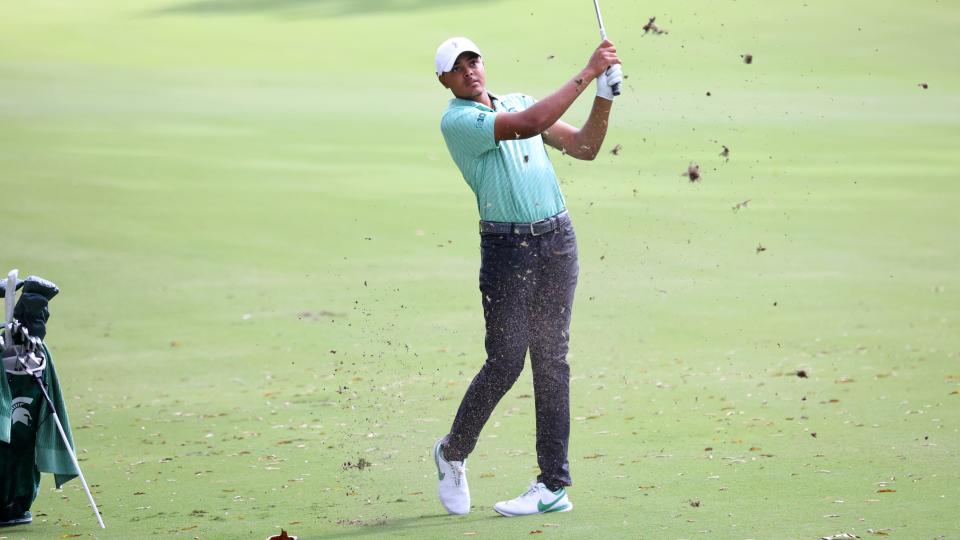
[1,269,105,529]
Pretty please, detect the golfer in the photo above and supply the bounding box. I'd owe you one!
[431,36,622,516]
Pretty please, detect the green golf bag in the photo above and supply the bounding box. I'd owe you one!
[1,273,79,527]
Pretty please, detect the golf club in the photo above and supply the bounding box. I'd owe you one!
[4,269,16,345]
[591,0,621,96]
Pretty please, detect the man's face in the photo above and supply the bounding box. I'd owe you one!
[439,52,486,100]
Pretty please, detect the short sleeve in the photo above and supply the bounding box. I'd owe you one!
[441,106,498,159]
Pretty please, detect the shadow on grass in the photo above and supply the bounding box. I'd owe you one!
[150,0,497,18]
[299,512,503,539]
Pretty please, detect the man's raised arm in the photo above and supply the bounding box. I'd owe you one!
[493,40,621,142]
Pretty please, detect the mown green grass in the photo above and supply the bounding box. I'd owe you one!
[1,0,958,538]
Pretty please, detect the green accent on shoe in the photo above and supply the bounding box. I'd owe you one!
[536,488,566,513]
[544,503,570,513]
[434,442,445,480]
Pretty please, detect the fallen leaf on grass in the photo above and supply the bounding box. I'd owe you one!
[867,528,892,535]
[796,369,809,378]
[480,472,496,478]
[583,453,605,459]
[62,535,83,539]
[918,83,928,89]
[689,499,701,507]
[530,530,543,535]
[821,534,858,540]
[756,243,767,254]
[877,489,896,493]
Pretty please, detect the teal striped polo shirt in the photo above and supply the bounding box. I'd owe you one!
[440,93,566,223]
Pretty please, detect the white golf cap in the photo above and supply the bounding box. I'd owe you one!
[435,37,482,76]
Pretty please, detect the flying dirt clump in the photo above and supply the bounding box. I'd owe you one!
[342,457,372,471]
[682,163,701,182]
[610,144,622,156]
[719,145,730,161]
[642,17,668,35]
[742,53,754,64]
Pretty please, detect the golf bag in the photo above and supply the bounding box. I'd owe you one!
[1,272,81,526]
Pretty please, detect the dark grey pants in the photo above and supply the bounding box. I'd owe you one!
[443,211,579,488]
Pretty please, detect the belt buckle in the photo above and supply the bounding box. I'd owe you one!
[530,218,548,236]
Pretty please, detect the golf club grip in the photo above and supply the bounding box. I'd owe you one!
[611,82,621,96]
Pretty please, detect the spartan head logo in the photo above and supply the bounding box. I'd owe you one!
[11,397,33,427]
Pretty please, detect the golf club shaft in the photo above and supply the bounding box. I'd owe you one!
[4,269,16,344]
[591,0,620,96]
[33,375,106,529]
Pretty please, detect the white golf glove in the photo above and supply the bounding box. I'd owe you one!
[596,64,623,101]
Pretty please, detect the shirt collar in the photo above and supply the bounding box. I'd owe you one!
[448,91,501,112]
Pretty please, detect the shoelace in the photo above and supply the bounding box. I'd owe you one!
[520,482,540,499]
[450,461,467,486]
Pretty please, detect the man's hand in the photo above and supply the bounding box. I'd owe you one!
[584,39,621,80]
[597,64,623,101]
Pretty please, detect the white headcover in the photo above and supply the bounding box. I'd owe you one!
[435,37,482,76]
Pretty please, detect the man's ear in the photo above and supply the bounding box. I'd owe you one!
[438,74,450,89]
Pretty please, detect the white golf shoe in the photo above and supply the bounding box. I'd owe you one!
[433,439,470,514]
[493,482,573,516]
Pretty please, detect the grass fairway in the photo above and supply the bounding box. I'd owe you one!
[2,0,958,538]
